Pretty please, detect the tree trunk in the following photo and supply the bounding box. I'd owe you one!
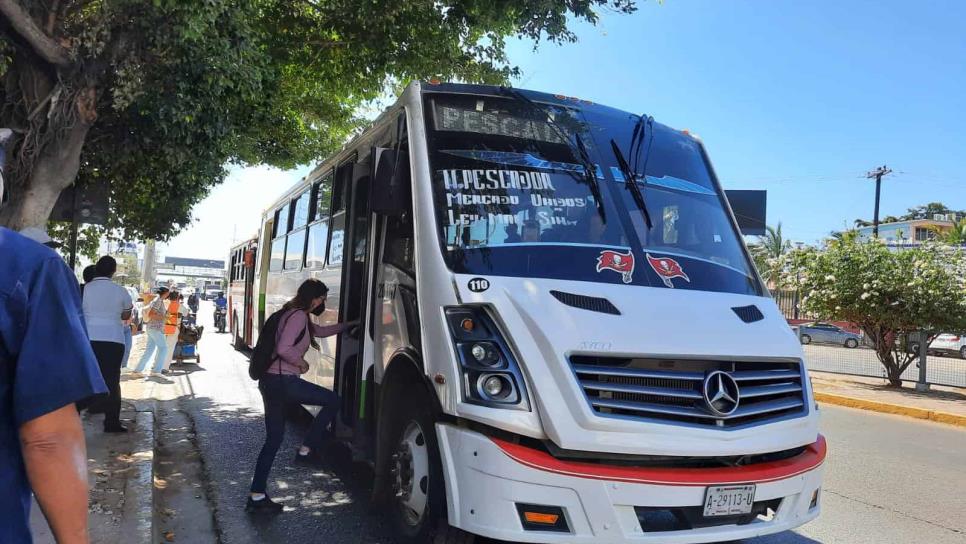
[0,116,91,230]
[865,325,904,388]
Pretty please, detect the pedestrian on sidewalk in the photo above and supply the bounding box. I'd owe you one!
[132,287,170,376]
[247,279,355,514]
[80,264,96,294]
[77,256,134,433]
[162,291,187,373]
[0,227,107,543]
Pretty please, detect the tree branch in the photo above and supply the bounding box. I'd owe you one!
[0,0,69,67]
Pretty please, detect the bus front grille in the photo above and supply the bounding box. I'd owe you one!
[569,356,807,428]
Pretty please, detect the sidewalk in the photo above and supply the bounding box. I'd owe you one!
[809,370,966,426]
[30,409,154,544]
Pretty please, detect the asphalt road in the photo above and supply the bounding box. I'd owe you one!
[178,301,966,543]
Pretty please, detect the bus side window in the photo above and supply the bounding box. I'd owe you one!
[284,189,311,271]
[269,237,284,272]
[269,205,287,272]
[284,228,306,270]
[277,205,291,237]
[306,174,333,269]
[271,209,281,238]
[292,190,311,229]
[312,174,333,223]
[327,164,351,267]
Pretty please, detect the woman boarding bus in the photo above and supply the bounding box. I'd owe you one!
[237,81,824,543]
[247,279,355,513]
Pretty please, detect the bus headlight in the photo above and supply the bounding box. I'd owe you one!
[480,374,512,399]
[470,342,501,366]
[446,307,530,410]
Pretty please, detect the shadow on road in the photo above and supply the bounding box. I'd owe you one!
[177,389,396,543]
[741,532,824,543]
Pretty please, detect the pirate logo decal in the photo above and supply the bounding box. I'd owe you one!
[646,253,690,288]
[596,249,635,284]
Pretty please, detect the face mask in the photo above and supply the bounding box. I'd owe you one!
[311,302,325,316]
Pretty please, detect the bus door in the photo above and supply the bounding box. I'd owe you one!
[333,162,373,441]
[243,245,257,345]
[369,114,416,407]
[251,218,274,345]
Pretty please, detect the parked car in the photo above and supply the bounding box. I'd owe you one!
[928,333,966,359]
[124,286,144,331]
[797,322,861,348]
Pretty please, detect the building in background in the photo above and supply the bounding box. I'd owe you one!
[855,214,959,247]
[156,256,225,291]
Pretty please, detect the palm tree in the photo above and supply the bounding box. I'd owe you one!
[750,223,792,285]
[939,219,966,245]
[829,229,859,242]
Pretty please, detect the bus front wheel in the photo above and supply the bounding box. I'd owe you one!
[388,395,473,544]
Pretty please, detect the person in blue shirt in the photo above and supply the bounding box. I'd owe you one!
[0,227,107,543]
[214,292,227,310]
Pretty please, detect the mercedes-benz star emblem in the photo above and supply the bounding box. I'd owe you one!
[703,370,741,416]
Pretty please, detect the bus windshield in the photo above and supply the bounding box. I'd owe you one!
[424,92,762,296]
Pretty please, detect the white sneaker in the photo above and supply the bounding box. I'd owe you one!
[148,372,162,378]
[129,371,144,377]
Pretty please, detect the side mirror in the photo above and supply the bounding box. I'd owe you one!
[371,146,410,215]
[725,190,767,236]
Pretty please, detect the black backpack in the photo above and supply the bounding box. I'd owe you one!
[248,309,307,380]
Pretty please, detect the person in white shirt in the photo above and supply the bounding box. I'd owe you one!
[78,256,133,433]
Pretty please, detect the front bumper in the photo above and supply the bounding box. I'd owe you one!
[437,424,825,543]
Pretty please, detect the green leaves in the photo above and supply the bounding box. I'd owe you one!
[4,0,637,241]
[749,222,791,284]
[782,238,966,385]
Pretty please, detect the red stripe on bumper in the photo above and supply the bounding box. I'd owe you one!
[492,435,827,487]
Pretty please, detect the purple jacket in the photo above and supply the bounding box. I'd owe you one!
[267,309,346,376]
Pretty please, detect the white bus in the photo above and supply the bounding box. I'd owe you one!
[235,81,825,543]
[227,237,258,348]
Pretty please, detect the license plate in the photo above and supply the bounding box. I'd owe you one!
[703,484,756,517]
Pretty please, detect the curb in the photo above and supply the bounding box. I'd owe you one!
[119,410,155,544]
[813,392,966,427]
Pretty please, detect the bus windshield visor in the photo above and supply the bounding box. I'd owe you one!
[424,92,761,296]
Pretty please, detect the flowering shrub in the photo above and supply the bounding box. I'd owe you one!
[781,238,966,386]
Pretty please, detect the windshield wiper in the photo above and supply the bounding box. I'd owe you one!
[499,87,606,222]
[610,138,653,230]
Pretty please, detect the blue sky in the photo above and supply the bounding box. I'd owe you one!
[504,0,965,241]
[162,0,965,258]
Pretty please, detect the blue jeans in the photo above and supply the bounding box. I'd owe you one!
[122,326,133,368]
[250,374,340,494]
[134,328,168,373]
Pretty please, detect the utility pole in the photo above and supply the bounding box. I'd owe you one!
[866,165,892,237]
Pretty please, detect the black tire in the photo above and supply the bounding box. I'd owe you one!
[960,346,966,360]
[800,334,811,345]
[845,338,858,349]
[388,394,473,544]
[908,342,920,355]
